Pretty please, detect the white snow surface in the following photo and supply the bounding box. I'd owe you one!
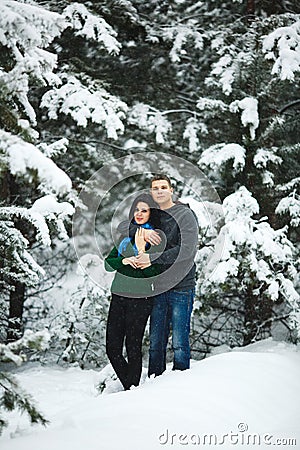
[1,339,300,450]
[2,131,72,195]
[30,195,74,218]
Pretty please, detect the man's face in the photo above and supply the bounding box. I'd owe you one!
[151,179,173,208]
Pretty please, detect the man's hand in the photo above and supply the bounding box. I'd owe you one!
[144,229,161,246]
[135,252,151,269]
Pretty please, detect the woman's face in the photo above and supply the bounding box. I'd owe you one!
[134,201,151,225]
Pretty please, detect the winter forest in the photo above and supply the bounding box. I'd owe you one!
[0,0,300,445]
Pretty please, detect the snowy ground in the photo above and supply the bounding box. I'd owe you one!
[1,339,299,450]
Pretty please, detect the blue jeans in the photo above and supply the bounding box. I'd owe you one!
[148,288,195,376]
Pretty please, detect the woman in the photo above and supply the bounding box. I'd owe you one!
[105,193,161,391]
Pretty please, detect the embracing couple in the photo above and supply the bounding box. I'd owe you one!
[104,174,198,391]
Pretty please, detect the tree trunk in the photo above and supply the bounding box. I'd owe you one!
[259,295,273,339]
[244,292,273,346]
[0,168,11,201]
[247,0,255,16]
[7,282,26,342]
[0,170,27,343]
[243,293,257,345]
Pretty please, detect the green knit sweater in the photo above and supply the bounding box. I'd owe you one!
[104,242,161,297]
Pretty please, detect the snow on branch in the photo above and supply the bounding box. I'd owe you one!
[0,330,50,434]
[31,195,75,241]
[0,1,67,50]
[206,52,242,95]
[1,196,74,248]
[253,148,283,168]
[183,117,206,153]
[38,138,69,158]
[161,23,204,63]
[0,48,61,124]
[196,98,228,114]
[223,186,259,221]
[275,195,300,227]
[0,196,74,288]
[0,329,50,367]
[128,103,172,145]
[230,97,259,140]
[1,330,50,365]
[0,206,51,247]
[198,143,246,176]
[276,176,300,192]
[0,220,45,286]
[203,187,300,335]
[41,76,128,139]
[63,3,121,55]
[206,28,254,96]
[263,19,300,81]
[1,131,72,195]
[253,148,283,187]
[0,1,68,123]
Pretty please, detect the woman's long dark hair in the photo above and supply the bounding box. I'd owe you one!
[128,193,160,229]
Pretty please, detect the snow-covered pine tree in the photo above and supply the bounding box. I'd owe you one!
[2,0,299,360]
[0,131,74,341]
[0,1,131,367]
[193,5,300,349]
[0,330,50,434]
[95,0,299,350]
[34,0,299,354]
[0,1,75,341]
[197,187,299,347]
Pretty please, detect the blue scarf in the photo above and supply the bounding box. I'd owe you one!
[117,222,154,256]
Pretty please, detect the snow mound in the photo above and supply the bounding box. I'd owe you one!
[1,339,299,450]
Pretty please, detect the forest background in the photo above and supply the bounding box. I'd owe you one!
[0,0,299,432]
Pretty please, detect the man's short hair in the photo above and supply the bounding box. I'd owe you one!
[150,174,172,188]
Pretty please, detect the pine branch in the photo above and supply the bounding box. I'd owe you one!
[0,372,49,435]
[160,109,200,116]
[279,100,300,114]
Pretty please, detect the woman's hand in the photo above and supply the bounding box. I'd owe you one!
[122,256,138,268]
[135,252,151,269]
[135,228,147,254]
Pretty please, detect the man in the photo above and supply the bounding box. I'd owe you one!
[136,174,198,377]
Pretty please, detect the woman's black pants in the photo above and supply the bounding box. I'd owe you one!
[106,293,153,390]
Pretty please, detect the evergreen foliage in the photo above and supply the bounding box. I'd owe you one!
[0,330,50,434]
[0,0,299,432]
